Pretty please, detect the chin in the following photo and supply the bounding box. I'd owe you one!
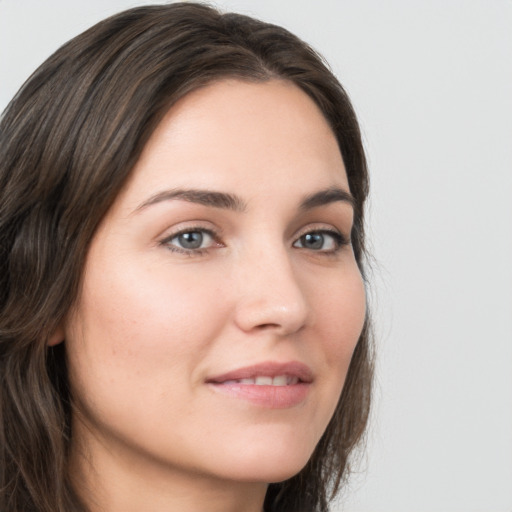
[207,436,315,484]
[223,461,308,485]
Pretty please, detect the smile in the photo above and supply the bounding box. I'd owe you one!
[206,362,313,408]
[222,376,300,386]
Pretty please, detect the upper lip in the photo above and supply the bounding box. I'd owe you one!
[206,361,314,384]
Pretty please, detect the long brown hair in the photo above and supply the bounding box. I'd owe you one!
[0,3,372,511]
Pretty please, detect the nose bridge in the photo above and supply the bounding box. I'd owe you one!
[233,240,310,335]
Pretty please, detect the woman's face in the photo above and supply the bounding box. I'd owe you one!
[64,79,366,487]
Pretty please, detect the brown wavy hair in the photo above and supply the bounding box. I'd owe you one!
[0,3,372,511]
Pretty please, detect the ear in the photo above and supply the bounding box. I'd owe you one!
[48,325,65,346]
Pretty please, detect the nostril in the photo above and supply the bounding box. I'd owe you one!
[255,323,280,330]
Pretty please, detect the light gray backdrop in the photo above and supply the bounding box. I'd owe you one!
[1,1,511,511]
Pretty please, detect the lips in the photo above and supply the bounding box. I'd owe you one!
[221,375,300,386]
[206,361,314,384]
[206,361,313,409]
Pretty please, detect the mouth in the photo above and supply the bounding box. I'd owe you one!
[205,361,313,409]
[221,375,301,386]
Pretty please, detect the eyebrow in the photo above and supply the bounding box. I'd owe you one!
[133,186,354,214]
[299,187,355,211]
[134,188,247,213]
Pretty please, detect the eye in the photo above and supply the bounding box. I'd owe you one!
[293,230,347,253]
[161,228,220,254]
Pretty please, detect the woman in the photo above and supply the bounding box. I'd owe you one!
[0,3,372,511]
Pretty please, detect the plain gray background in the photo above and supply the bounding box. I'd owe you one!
[1,1,511,511]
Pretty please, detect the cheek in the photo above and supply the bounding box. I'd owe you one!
[317,268,366,356]
[310,265,366,412]
[64,259,228,406]
[64,260,234,463]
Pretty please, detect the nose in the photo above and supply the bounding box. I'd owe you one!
[232,246,310,336]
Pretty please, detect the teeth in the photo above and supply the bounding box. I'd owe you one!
[255,376,273,385]
[272,375,287,386]
[224,375,299,386]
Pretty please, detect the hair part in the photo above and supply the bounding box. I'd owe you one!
[0,4,372,511]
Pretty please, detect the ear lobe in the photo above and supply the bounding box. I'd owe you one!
[48,326,65,346]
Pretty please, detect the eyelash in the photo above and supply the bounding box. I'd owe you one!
[159,226,220,257]
[293,229,349,254]
[159,226,350,257]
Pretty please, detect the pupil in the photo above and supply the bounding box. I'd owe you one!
[303,233,323,249]
[179,231,203,249]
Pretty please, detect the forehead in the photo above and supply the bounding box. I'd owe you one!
[116,79,349,211]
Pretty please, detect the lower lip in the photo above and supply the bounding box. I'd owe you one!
[207,382,310,409]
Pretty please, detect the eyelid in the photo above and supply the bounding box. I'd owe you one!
[292,224,351,253]
[158,224,224,255]
[158,220,222,241]
[293,223,350,242]
[157,221,350,256]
